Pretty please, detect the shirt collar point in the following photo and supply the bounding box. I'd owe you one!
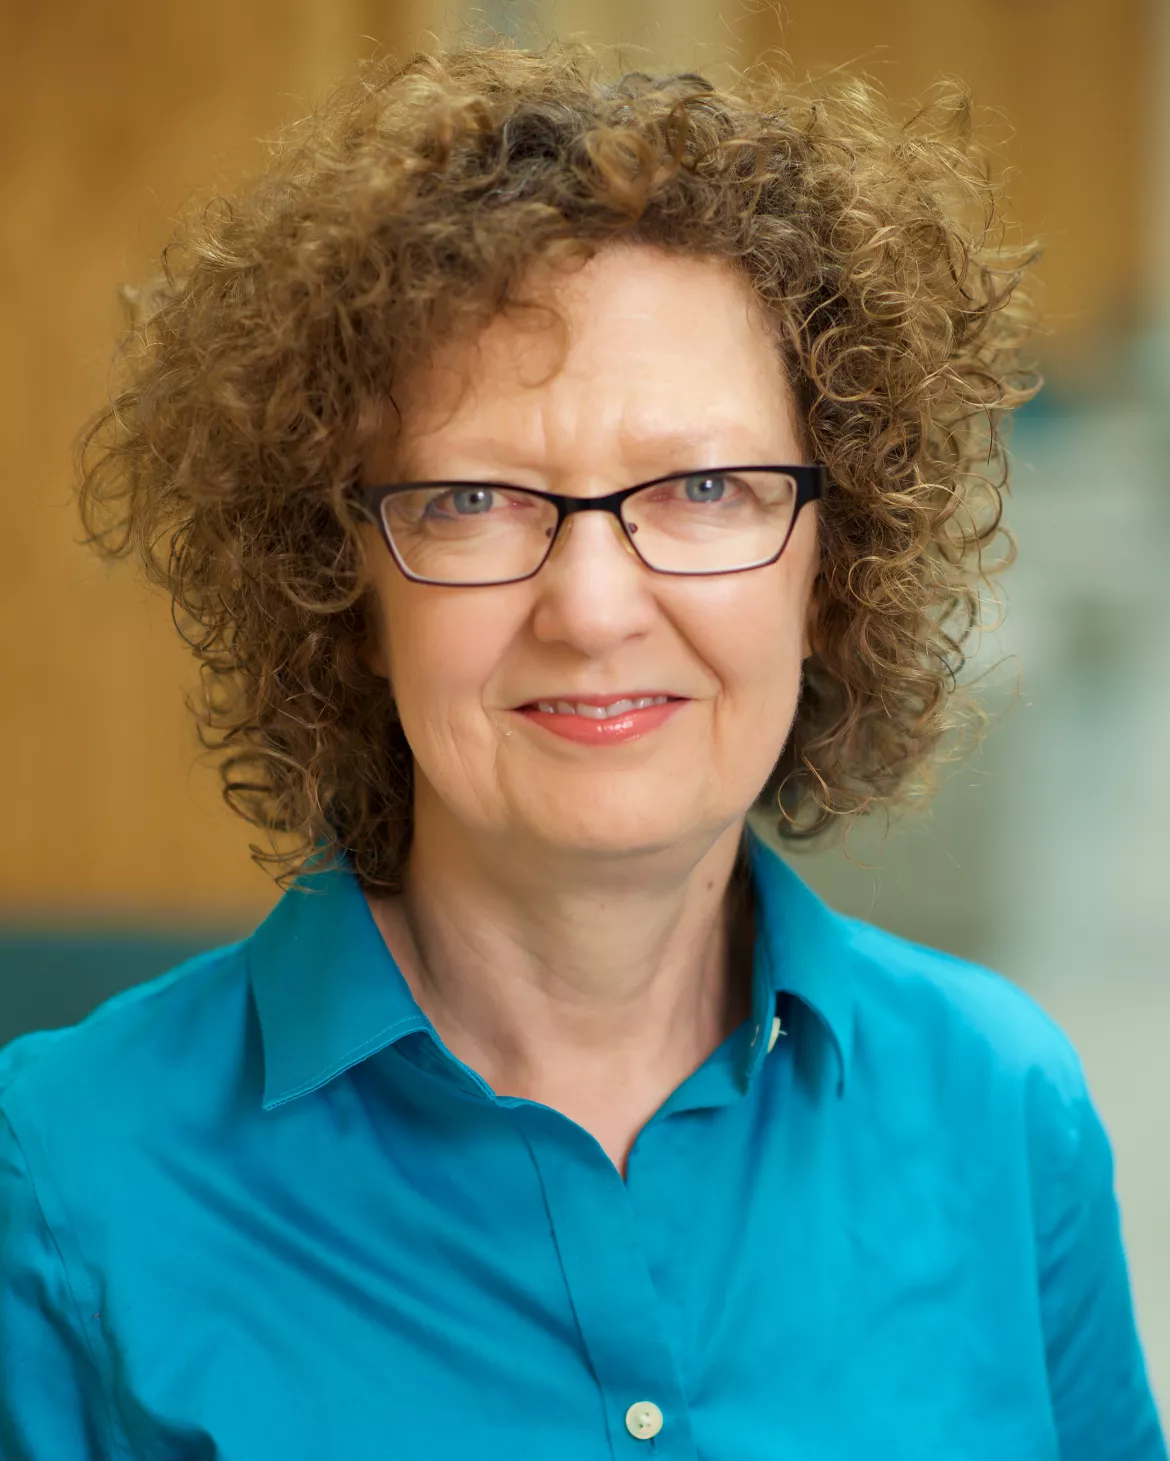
[746,821,856,1094]
[248,863,425,1109]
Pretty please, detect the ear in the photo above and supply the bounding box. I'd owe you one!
[802,581,820,659]
[801,548,823,663]
[358,590,391,681]
[801,616,816,662]
[359,618,399,722]
[351,522,391,681]
[361,631,389,680]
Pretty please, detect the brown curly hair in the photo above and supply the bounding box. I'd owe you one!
[77,40,1037,892]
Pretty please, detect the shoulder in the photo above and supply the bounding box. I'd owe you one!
[844,916,1081,1079]
[838,916,1090,1165]
[0,942,263,1454]
[752,834,1086,1130]
[0,938,256,1162]
[829,919,1164,1455]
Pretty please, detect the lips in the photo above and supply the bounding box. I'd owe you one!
[518,692,683,710]
[515,695,686,745]
[530,695,674,720]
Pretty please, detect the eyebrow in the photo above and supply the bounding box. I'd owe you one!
[618,425,766,460]
[398,424,774,480]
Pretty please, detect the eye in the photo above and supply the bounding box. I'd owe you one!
[434,487,496,516]
[683,473,729,503]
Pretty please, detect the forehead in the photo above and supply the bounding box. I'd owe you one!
[379,245,799,478]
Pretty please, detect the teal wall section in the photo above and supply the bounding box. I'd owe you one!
[0,929,240,1048]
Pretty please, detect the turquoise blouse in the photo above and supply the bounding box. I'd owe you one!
[0,828,1164,1459]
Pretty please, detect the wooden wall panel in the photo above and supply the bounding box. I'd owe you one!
[0,0,444,918]
[0,0,1151,915]
[748,0,1150,372]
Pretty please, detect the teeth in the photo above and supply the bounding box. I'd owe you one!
[533,696,670,718]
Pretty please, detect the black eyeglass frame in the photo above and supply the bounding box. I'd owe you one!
[353,463,826,587]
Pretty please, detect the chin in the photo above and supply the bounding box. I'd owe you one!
[511,788,725,863]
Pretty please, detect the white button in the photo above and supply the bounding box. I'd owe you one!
[766,1014,783,1053]
[625,1400,664,1439]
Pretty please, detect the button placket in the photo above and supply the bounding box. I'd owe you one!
[517,1109,698,1458]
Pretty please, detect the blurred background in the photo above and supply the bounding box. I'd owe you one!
[2,0,1166,1417]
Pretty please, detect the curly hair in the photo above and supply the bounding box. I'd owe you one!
[77,40,1038,891]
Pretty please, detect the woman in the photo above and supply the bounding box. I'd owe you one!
[1,42,1163,1461]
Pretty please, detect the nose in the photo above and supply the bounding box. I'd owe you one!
[528,507,658,655]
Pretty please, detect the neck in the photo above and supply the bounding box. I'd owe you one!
[366,790,754,1109]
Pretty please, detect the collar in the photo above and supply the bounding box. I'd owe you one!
[248,860,428,1110]
[248,825,855,1111]
[743,821,854,1095]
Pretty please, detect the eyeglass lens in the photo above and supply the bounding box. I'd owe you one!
[379,470,800,585]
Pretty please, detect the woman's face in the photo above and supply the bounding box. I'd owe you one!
[362,244,819,864]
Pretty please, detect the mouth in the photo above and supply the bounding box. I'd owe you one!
[509,694,688,746]
[517,694,685,720]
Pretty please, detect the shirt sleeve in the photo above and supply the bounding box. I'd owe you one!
[0,1110,122,1461]
[1036,1077,1168,1460]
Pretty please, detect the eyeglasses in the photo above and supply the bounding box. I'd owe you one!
[354,464,825,588]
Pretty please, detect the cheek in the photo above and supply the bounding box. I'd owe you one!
[727,612,806,748]
[680,570,809,716]
[377,584,518,731]
[714,591,807,797]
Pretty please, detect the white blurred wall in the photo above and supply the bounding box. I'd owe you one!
[798,370,1170,1416]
